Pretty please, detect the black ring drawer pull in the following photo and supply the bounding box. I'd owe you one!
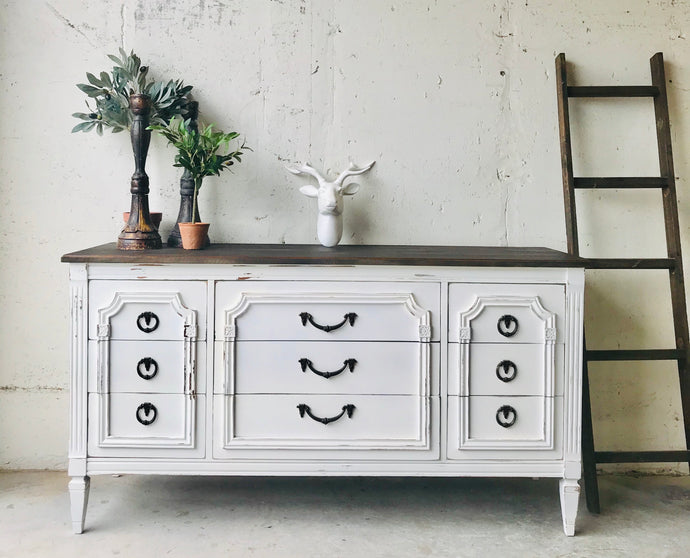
[299,358,357,379]
[136,311,160,333]
[496,360,517,383]
[299,312,357,332]
[496,405,517,428]
[136,357,159,380]
[297,403,355,425]
[136,402,158,426]
[497,314,518,337]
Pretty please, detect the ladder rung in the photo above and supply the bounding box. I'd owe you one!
[595,450,690,463]
[574,177,669,189]
[582,258,676,270]
[586,349,686,361]
[568,85,659,98]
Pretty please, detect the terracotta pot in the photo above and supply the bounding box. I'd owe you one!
[123,212,163,229]
[178,222,210,250]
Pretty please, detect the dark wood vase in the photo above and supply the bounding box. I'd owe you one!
[168,101,209,247]
[118,94,162,250]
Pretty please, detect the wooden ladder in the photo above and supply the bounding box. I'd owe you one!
[555,52,690,513]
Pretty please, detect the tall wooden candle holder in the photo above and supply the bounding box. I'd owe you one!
[118,94,162,250]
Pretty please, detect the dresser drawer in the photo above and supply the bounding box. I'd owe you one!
[448,343,564,396]
[88,341,207,394]
[89,280,207,341]
[216,340,438,396]
[216,394,433,449]
[448,283,564,343]
[216,281,439,341]
[88,393,204,457]
[447,396,562,459]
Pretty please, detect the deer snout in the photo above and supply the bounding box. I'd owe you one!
[317,188,342,215]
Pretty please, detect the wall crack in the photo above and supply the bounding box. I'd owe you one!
[45,2,95,47]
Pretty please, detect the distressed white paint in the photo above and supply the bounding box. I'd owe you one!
[1,1,690,473]
[66,261,584,535]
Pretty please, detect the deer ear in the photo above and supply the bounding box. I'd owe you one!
[341,183,360,196]
[299,185,319,198]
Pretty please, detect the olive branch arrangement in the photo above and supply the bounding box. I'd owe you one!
[72,48,192,134]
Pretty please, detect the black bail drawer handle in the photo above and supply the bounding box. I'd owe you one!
[496,360,517,383]
[497,314,518,338]
[496,405,517,428]
[136,311,160,333]
[299,312,357,333]
[297,403,355,425]
[299,358,357,379]
[136,402,158,426]
[136,357,159,380]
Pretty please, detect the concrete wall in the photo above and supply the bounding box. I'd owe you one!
[1,0,689,472]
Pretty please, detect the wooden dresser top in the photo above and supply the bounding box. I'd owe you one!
[62,243,587,268]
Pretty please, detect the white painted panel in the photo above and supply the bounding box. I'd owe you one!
[215,281,440,341]
[87,394,205,458]
[449,283,565,343]
[217,340,437,396]
[88,280,207,340]
[88,341,207,394]
[447,396,563,461]
[448,343,564,396]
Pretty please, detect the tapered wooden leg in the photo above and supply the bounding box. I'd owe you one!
[559,478,580,536]
[69,476,90,534]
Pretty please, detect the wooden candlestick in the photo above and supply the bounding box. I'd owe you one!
[118,94,162,250]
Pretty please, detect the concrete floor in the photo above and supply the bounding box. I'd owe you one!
[2,472,690,557]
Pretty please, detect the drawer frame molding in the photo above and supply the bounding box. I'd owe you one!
[219,291,433,453]
[94,291,199,449]
[456,295,557,451]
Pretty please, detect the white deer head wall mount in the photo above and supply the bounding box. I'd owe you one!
[287,161,375,247]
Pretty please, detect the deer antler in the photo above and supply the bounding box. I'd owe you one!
[333,161,376,187]
[285,162,326,184]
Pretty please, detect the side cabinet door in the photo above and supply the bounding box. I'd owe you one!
[447,283,565,461]
[87,281,206,458]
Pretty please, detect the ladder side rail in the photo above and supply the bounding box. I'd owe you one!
[556,53,580,256]
[650,52,690,454]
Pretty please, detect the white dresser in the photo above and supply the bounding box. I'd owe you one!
[63,244,585,535]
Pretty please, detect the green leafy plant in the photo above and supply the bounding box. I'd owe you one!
[72,48,193,135]
[150,117,249,223]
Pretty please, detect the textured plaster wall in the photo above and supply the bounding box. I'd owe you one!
[1,0,689,472]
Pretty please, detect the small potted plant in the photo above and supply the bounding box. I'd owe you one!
[150,117,248,249]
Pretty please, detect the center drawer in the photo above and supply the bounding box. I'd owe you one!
[215,340,438,395]
[214,394,436,453]
[215,281,440,342]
